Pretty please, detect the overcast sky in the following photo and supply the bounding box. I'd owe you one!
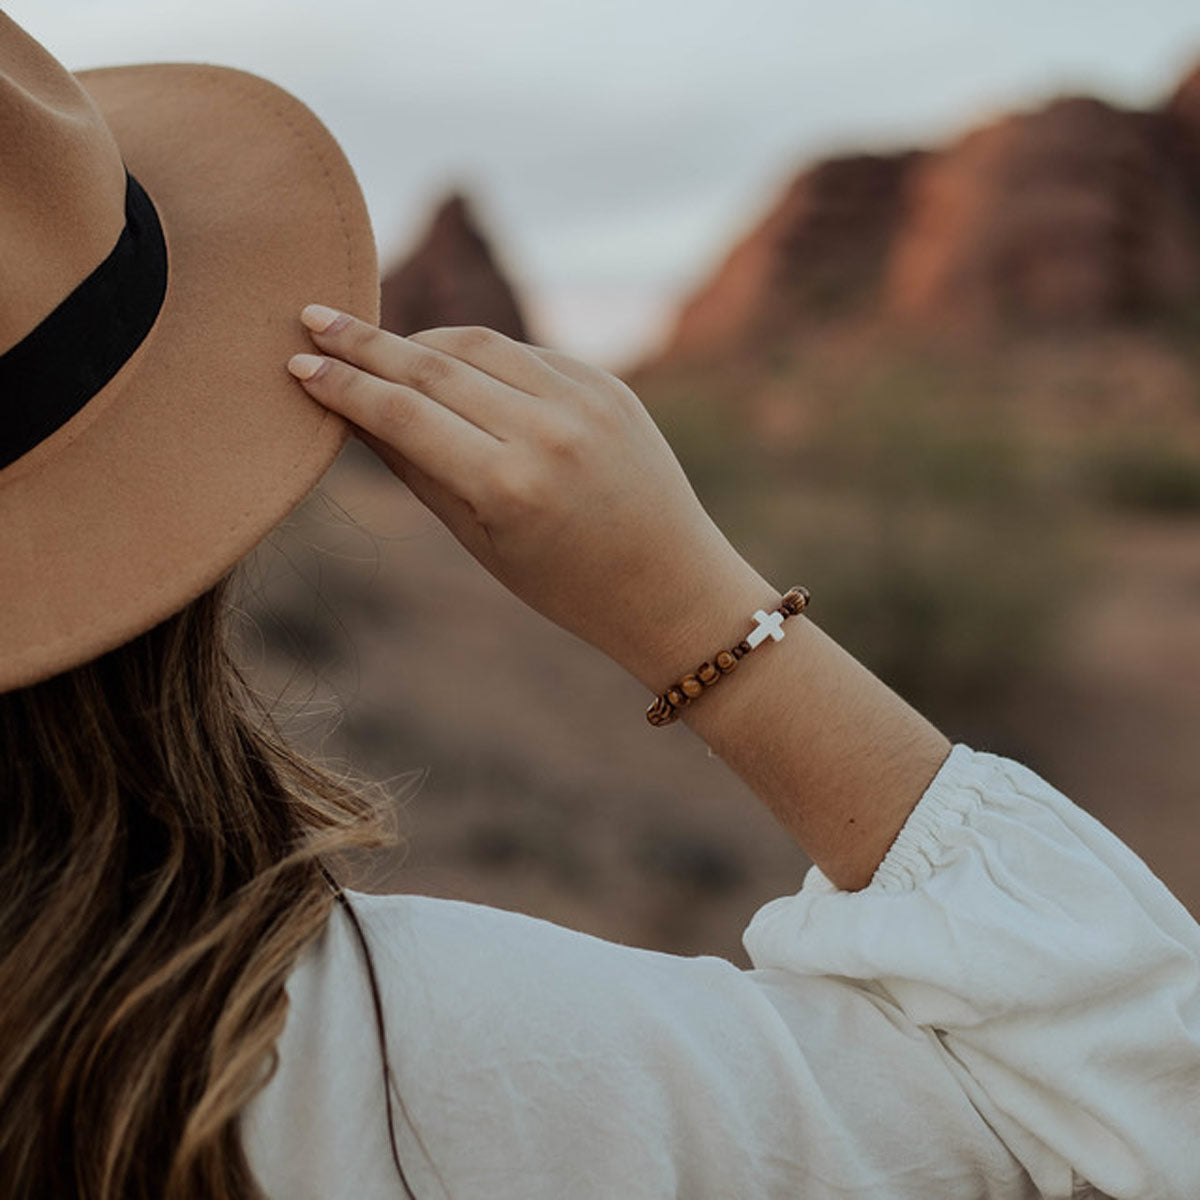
[9,1,1200,365]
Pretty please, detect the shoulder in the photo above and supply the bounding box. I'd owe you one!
[312,891,777,1195]
[345,886,732,990]
[247,885,1025,1199]
[321,891,1016,1198]
[339,888,763,1065]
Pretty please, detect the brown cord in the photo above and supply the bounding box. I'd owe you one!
[323,870,419,1200]
[645,586,810,726]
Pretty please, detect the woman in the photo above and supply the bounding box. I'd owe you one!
[1,15,1197,1200]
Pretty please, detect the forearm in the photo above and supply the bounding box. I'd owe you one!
[290,315,950,888]
[632,565,951,891]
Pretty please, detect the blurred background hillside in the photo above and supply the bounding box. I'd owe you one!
[16,1,1200,958]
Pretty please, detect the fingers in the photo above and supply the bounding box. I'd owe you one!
[286,352,499,501]
[290,307,642,518]
[406,325,572,396]
[299,307,537,435]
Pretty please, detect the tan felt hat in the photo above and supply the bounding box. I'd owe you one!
[0,15,378,692]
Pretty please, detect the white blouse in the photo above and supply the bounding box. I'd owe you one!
[241,745,1200,1199]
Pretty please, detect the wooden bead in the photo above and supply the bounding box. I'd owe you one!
[647,586,809,729]
[780,585,810,616]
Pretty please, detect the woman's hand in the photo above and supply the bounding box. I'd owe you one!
[289,306,950,888]
[288,309,774,691]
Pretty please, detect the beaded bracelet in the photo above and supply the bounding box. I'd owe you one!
[645,586,810,727]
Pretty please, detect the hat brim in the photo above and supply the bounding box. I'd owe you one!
[0,63,378,691]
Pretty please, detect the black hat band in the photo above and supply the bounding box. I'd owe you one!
[0,171,168,471]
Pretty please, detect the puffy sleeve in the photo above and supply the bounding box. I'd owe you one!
[244,744,1200,1200]
[744,744,1200,1200]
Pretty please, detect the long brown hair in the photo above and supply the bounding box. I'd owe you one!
[0,569,397,1198]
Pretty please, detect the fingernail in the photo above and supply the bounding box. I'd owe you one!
[287,353,327,380]
[300,303,349,333]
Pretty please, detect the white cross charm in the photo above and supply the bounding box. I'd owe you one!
[746,608,786,649]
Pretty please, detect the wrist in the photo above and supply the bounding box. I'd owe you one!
[645,584,809,726]
[622,560,784,696]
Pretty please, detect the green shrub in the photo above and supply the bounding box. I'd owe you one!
[1081,439,1200,515]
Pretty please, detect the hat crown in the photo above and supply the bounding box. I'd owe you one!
[1,15,127,355]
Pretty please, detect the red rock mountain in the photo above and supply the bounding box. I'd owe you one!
[380,193,530,341]
[888,98,1200,330]
[656,62,1200,361]
[1168,64,1200,189]
[664,153,924,360]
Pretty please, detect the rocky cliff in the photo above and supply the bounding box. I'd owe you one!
[655,62,1200,362]
[663,153,923,359]
[888,97,1200,330]
[1167,64,1200,192]
[380,193,530,341]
